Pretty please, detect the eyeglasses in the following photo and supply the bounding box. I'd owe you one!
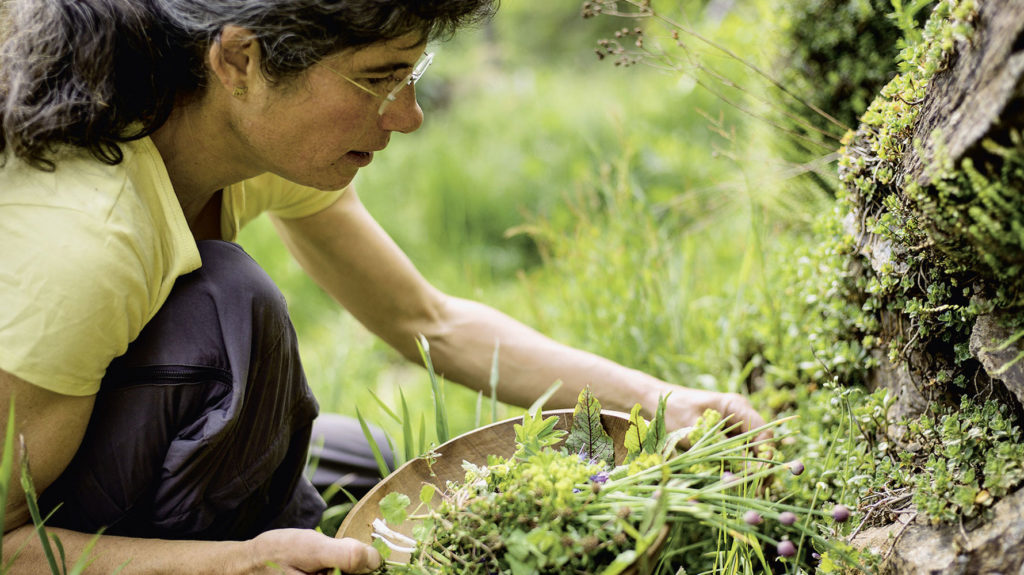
[325,51,434,116]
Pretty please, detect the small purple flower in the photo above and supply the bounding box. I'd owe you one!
[743,510,763,526]
[778,511,797,526]
[832,505,850,522]
[576,447,601,466]
[777,540,796,557]
[589,471,610,484]
[788,461,805,476]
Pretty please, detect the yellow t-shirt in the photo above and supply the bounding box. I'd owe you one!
[0,137,343,396]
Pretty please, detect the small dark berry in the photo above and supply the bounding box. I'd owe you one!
[778,511,797,526]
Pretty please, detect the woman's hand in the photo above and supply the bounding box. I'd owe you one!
[663,386,769,439]
[248,529,381,574]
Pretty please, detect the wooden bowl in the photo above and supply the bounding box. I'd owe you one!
[336,409,667,574]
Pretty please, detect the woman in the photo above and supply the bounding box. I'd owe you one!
[0,0,767,573]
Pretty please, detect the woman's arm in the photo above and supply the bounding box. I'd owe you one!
[3,525,378,575]
[0,370,94,533]
[272,188,766,432]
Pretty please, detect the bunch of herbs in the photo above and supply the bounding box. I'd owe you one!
[368,386,864,574]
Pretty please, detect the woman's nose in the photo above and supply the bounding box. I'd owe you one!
[379,86,424,134]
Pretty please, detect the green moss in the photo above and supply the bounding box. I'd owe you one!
[906,397,1024,524]
[911,136,1024,302]
[833,0,987,370]
[785,0,1024,527]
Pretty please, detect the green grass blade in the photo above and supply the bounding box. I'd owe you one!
[0,400,17,562]
[417,414,427,455]
[18,436,61,575]
[367,390,402,425]
[51,532,67,574]
[474,391,482,429]
[489,341,500,424]
[416,335,449,444]
[304,435,324,482]
[527,380,563,416]
[331,486,359,506]
[399,388,415,463]
[355,409,393,479]
[748,533,770,574]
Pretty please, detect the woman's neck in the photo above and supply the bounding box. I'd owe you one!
[150,98,250,240]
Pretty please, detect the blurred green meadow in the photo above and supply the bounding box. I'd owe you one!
[238,0,833,451]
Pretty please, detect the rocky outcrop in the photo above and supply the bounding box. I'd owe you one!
[840,1,1024,572]
[852,485,1024,574]
[971,314,1024,409]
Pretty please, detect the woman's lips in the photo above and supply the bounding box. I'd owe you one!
[345,150,374,167]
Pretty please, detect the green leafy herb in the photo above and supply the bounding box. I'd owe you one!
[513,411,566,460]
[419,485,435,506]
[642,393,669,455]
[624,403,649,462]
[564,387,615,467]
[380,492,411,525]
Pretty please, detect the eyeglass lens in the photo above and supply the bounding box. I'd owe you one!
[378,52,434,115]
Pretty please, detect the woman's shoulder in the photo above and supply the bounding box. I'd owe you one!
[1,144,139,219]
[2,139,193,254]
[0,141,189,295]
[0,137,198,312]
[0,142,198,396]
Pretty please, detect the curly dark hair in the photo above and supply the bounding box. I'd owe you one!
[0,0,498,170]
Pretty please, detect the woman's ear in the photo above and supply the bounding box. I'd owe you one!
[209,25,261,96]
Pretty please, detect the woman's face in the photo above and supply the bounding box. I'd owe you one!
[230,33,426,191]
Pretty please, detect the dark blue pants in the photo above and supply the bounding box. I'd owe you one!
[40,241,392,540]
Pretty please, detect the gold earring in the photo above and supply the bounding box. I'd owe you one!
[232,86,248,97]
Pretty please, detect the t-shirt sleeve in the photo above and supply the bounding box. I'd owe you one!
[223,174,347,238]
[0,207,152,396]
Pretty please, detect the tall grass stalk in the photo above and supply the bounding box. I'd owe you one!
[356,408,394,478]
[19,435,62,575]
[0,402,14,564]
[416,336,449,445]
